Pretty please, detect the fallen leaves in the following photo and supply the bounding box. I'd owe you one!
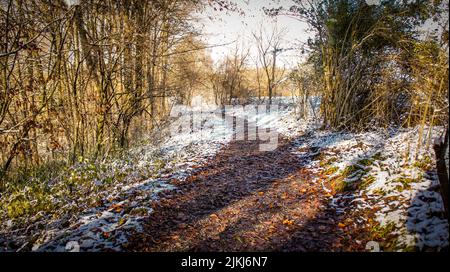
[318,225,327,231]
[109,203,124,213]
[127,132,375,252]
[209,213,219,220]
[282,219,294,226]
[268,224,277,234]
[118,218,127,226]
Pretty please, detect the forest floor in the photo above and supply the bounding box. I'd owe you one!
[0,97,448,252]
[126,130,359,251]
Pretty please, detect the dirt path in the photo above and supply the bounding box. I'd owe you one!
[127,126,368,251]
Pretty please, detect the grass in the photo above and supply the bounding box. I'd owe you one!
[372,152,385,161]
[2,161,66,189]
[412,155,433,171]
[330,175,352,192]
[372,188,387,196]
[369,221,417,252]
[370,221,398,251]
[319,157,337,167]
[359,175,376,190]
[153,158,167,171]
[391,176,421,191]
[323,165,339,175]
[5,182,56,219]
[0,146,168,223]
[323,152,385,193]
[333,164,370,192]
[357,158,374,166]
[341,164,365,177]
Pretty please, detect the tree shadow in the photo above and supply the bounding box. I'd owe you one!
[406,171,449,251]
[29,116,409,252]
[127,124,368,251]
[126,124,449,252]
[127,135,309,251]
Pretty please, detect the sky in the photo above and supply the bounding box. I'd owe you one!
[194,0,311,68]
[194,0,448,68]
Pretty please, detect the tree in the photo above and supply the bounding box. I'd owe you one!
[210,43,249,106]
[266,0,446,129]
[0,0,211,182]
[252,22,287,104]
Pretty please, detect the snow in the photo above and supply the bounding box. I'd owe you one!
[288,117,448,250]
[0,95,447,252]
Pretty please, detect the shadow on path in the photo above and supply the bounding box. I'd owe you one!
[127,126,352,251]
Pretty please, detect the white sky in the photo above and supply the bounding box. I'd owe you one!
[194,0,311,68]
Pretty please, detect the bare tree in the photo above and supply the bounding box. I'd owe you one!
[252,22,287,104]
[0,0,211,182]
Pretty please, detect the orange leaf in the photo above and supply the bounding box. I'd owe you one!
[338,223,346,228]
[282,219,294,226]
[258,191,264,196]
[109,203,124,213]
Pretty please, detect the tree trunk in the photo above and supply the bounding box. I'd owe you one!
[433,127,449,222]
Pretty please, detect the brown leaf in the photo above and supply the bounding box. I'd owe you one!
[210,213,219,220]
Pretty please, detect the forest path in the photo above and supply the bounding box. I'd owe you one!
[127,117,359,251]
[1,99,446,252]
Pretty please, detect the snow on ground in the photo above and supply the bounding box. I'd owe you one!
[0,95,447,251]
[289,122,448,250]
[0,96,303,252]
[0,99,236,252]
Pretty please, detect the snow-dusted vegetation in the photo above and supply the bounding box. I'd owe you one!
[0,0,448,253]
[0,97,447,251]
